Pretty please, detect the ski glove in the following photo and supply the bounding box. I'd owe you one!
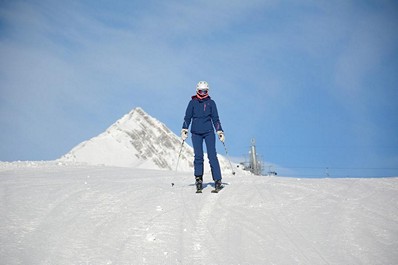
[217,131,225,143]
[181,129,188,141]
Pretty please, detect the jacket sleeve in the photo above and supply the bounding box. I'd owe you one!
[182,100,193,129]
[211,100,223,132]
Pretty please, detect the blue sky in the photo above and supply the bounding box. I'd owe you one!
[1,0,397,177]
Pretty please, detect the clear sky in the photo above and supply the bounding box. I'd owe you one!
[1,0,397,178]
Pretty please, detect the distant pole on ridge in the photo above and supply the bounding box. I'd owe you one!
[249,139,261,175]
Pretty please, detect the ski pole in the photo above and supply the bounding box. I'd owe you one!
[222,141,236,175]
[175,140,185,171]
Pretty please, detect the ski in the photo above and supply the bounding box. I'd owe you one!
[196,189,202,194]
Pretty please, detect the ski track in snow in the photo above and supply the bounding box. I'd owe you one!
[1,162,398,265]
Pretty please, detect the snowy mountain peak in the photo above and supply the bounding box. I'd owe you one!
[60,107,195,171]
[61,107,239,174]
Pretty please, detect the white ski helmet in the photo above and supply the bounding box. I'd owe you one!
[196,81,209,91]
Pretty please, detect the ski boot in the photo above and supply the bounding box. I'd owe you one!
[195,176,203,193]
[212,179,223,193]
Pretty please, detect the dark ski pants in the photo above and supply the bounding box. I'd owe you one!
[191,131,222,181]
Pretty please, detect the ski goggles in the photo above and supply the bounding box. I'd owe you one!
[197,89,208,95]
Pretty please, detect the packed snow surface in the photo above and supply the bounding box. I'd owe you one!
[1,161,397,265]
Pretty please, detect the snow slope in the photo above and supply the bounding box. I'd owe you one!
[1,162,397,265]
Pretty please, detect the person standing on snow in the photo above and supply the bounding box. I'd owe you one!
[181,81,225,192]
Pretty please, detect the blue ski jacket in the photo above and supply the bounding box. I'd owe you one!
[182,96,223,134]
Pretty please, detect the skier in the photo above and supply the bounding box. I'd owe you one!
[181,81,225,193]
